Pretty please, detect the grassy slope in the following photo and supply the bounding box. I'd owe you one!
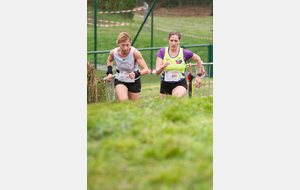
[87,96,213,190]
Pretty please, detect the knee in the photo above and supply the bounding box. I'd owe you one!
[172,89,186,98]
[117,94,127,102]
[118,98,127,102]
[173,93,185,98]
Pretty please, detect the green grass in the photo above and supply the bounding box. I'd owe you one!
[87,13,213,67]
[87,96,213,190]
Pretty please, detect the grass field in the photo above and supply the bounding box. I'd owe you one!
[87,13,213,68]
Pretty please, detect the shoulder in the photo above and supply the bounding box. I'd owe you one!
[108,50,115,59]
[133,48,142,58]
[183,48,194,58]
[183,48,193,54]
[110,49,115,55]
[108,49,115,60]
[133,47,140,55]
[156,48,166,57]
[161,47,168,52]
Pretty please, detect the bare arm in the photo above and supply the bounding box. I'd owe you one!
[107,50,114,67]
[106,50,114,82]
[155,57,170,76]
[190,53,202,88]
[129,50,148,79]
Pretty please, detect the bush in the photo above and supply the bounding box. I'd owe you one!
[87,0,136,20]
[87,62,107,103]
[87,0,136,9]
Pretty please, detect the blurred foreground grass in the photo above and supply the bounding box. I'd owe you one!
[87,96,213,190]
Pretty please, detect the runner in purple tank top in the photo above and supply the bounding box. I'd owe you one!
[155,30,203,98]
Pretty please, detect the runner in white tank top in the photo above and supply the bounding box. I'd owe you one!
[106,32,149,102]
[113,46,139,82]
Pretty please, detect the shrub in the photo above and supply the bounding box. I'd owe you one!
[87,62,107,103]
[87,0,136,20]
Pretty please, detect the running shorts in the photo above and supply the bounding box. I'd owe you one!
[160,79,187,95]
[114,78,141,93]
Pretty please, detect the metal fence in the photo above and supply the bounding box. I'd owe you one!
[189,63,213,98]
[102,62,213,102]
[104,76,116,101]
[89,44,213,102]
[87,44,213,77]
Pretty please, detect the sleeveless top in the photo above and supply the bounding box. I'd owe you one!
[114,47,139,82]
[161,47,187,83]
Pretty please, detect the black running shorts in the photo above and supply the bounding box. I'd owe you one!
[160,79,187,95]
[114,78,141,93]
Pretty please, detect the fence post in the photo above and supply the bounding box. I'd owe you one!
[150,8,153,70]
[144,2,149,31]
[131,0,158,46]
[208,44,213,78]
[94,0,97,69]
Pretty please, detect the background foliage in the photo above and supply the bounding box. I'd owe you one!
[87,0,137,19]
[87,62,107,103]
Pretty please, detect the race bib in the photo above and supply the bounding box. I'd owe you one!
[118,71,135,83]
[165,71,180,82]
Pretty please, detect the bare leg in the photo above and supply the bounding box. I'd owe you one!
[115,84,128,102]
[159,93,171,98]
[172,86,187,98]
[128,92,140,101]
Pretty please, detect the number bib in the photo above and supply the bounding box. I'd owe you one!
[164,71,180,82]
[118,71,135,83]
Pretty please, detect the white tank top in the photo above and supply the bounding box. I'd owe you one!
[114,47,139,82]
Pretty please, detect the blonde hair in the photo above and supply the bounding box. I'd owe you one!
[116,32,132,44]
[168,30,181,40]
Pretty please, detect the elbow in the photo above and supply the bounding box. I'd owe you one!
[197,56,202,63]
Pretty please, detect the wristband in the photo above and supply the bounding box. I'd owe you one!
[134,70,141,79]
[106,66,113,76]
[197,73,203,77]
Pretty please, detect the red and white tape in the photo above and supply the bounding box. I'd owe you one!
[87,20,212,40]
[87,22,133,27]
[148,70,156,74]
[87,18,124,24]
[134,13,213,40]
[87,6,144,14]
[134,13,144,19]
[153,27,213,40]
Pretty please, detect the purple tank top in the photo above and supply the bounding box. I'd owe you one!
[156,47,194,63]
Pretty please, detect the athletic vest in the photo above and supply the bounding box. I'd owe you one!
[114,47,139,82]
[161,47,187,82]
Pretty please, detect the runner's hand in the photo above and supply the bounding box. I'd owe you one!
[195,76,202,88]
[107,74,112,82]
[129,72,135,79]
[162,61,171,69]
